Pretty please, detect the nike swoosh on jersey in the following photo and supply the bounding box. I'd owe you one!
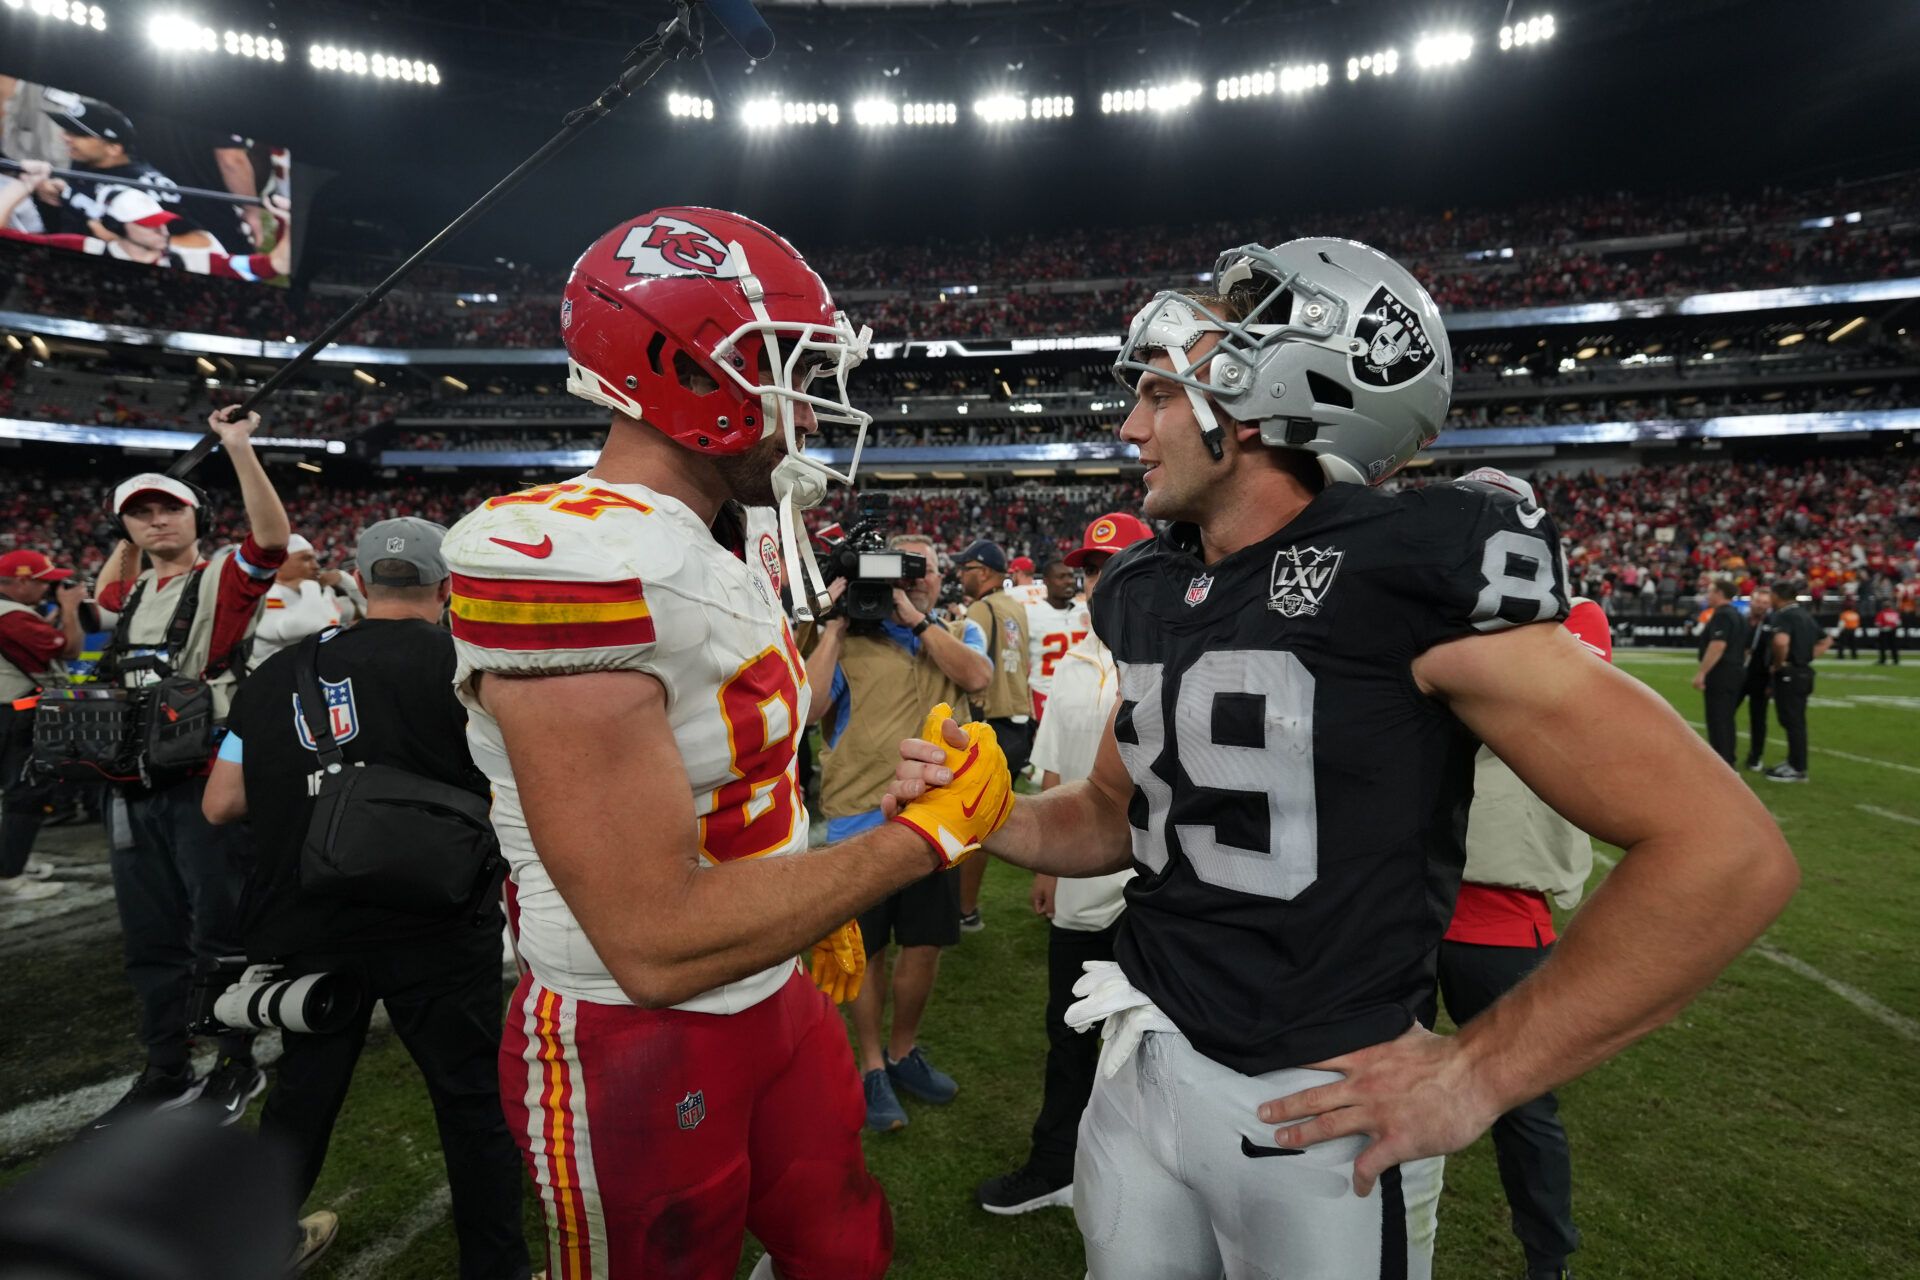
[1240,1137,1305,1159]
[490,535,554,559]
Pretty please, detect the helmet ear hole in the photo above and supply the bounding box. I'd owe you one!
[672,348,720,396]
[1306,370,1353,410]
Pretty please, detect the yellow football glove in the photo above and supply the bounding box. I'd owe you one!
[889,702,1015,869]
[810,920,866,1005]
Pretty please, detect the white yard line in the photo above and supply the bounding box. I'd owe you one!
[1683,720,1920,776]
[1589,851,1917,1042]
[333,1184,454,1280]
[1857,804,1920,828]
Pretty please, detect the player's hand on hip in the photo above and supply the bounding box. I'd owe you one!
[1030,873,1057,918]
[209,404,263,445]
[884,702,1015,868]
[1254,1024,1499,1197]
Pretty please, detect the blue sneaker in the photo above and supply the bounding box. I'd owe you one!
[863,1068,908,1132]
[886,1045,958,1104]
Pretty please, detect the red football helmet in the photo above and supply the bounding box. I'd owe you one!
[561,206,872,500]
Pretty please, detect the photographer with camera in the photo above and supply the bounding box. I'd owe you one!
[805,531,991,1132]
[1,549,85,904]
[954,540,1033,933]
[200,517,528,1277]
[77,407,288,1133]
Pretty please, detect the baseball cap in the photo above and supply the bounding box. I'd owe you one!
[43,92,137,147]
[0,549,74,583]
[113,473,199,513]
[357,518,448,586]
[1008,555,1035,573]
[1065,512,1153,567]
[955,540,1008,574]
[100,187,180,230]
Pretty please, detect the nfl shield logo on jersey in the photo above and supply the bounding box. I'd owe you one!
[292,678,359,750]
[675,1090,706,1130]
[1268,546,1344,618]
[1184,574,1215,607]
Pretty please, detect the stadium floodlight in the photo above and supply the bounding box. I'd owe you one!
[222,30,286,62]
[1029,95,1073,118]
[1413,32,1473,69]
[1100,79,1203,115]
[147,12,216,51]
[742,98,839,128]
[667,92,715,119]
[309,43,440,85]
[974,94,1026,123]
[859,99,955,126]
[1345,48,1400,80]
[904,101,957,125]
[13,0,106,30]
[1499,14,1556,50]
[855,97,900,126]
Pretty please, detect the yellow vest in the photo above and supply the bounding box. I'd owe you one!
[966,589,1030,721]
[818,625,973,820]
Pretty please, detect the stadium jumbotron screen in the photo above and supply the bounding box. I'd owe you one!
[0,74,291,285]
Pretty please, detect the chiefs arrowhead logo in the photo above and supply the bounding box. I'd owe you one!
[614,216,740,279]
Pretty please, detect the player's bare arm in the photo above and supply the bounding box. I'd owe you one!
[1258,621,1798,1193]
[484,667,949,1008]
[885,705,1134,878]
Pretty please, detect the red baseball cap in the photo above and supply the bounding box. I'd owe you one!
[0,550,74,583]
[1065,512,1153,568]
[1009,555,1035,573]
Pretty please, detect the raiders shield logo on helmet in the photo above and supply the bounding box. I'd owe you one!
[1350,286,1436,389]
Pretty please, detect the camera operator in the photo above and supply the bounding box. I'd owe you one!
[805,533,991,1132]
[0,548,85,903]
[954,540,1032,933]
[201,518,528,1278]
[85,407,288,1133]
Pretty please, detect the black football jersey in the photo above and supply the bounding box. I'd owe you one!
[1090,480,1570,1076]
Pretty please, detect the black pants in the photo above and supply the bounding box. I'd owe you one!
[1736,676,1770,766]
[111,777,252,1066]
[1838,628,1860,659]
[259,925,529,1280]
[1702,680,1743,766]
[1772,666,1815,773]
[1438,939,1578,1271]
[1880,630,1902,664]
[1028,919,1120,1183]
[0,703,54,879]
[987,716,1033,778]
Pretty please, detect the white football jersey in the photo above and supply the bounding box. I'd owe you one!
[444,475,808,1015]
[1011,579,1048,609]
[1025,596,1091,705]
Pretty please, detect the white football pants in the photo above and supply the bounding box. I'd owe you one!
[1073,1028,1444,1280]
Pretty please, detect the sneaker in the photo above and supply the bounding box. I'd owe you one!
[1744,759,1766,774]
[84,1064,205,1134]
[1763,764,1808,784]
[18,858,55,879]
[290,1210,340,1274]
[976,1164,1073,1215]
[863,1068,908,1132]
[886,1045,958,1104]
[0,876,64,903]
[958,909,984,933]
[198,1054,267,1126]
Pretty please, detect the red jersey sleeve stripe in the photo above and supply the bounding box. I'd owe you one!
[449,572,644,606]
[451,613,657,652]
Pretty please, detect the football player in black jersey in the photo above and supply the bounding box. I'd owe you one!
[884,238,1798,1279]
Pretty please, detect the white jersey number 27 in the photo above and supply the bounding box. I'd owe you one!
[1115,651,1318,901]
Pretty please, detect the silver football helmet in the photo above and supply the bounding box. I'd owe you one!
[1112,237,1452,486]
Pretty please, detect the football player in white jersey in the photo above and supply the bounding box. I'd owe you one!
[885,238,1797,1279]
[1009,554,1047,608]
[1026,558,1090,719]
[441,208,1015,1280]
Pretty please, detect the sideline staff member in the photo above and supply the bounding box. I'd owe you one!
[1691,578,1749,766]
[1736,585,1774,772]
[88,407,288,1133]
[0,548,84,902]
[955,539,1031,932]
[203,518,529,1279]
[1763,581,1829,784]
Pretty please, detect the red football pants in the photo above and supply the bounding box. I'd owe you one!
[499,968,892,1280]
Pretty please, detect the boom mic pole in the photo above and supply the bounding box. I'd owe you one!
[167,0,742,481]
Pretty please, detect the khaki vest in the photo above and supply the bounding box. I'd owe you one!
[110,547,259,722]
[0,598,47,702]
[1462,746,1592,911]
[967,589,1031,721]
[818,626,973,820]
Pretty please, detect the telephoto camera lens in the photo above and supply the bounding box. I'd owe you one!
[212,967,363,1035]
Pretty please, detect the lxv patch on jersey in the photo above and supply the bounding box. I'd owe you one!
[1268,546,1344,618]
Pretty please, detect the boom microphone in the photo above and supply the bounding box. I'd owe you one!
[702,0,776,59]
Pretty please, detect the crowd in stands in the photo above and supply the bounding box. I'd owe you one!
[0,366,401,439]
[5,172,1916,350]
[6,457,1915,618]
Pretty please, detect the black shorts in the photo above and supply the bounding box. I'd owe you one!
[859,866,961,955]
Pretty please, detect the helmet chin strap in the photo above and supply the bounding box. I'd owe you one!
[772,456,831,622]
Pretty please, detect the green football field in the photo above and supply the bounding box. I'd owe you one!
[3,652,1916,1278]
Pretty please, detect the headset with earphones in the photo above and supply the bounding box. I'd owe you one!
[107,476,212,543]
